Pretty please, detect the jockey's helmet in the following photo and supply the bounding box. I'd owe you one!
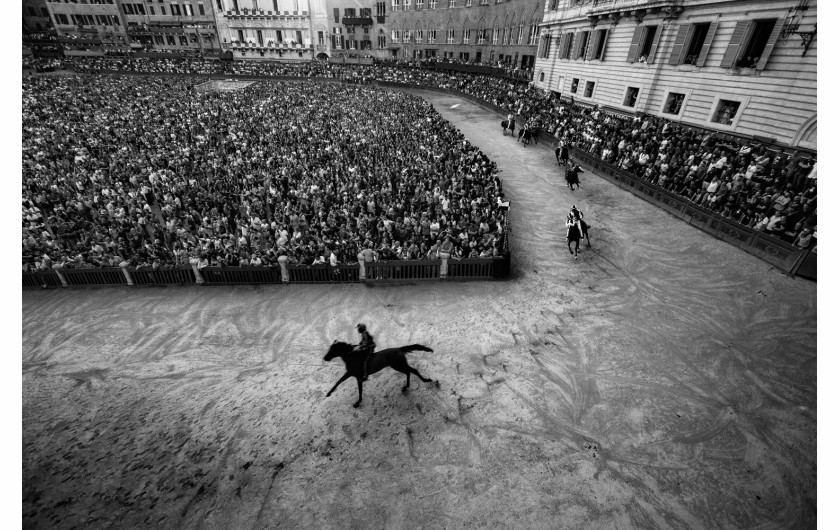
[357,323,367,332]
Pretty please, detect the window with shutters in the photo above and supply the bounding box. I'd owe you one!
[684,23,710,64]
[627,25,661,62]
[638,25,657,61]
[449,0,455,7]
[540,35,550,58]
[447,29,455,43]
[559,33,573,59]
[712,99,740,125]
[460,51,470,61]
[623,86,639,107]
[738,19,779,68]
[463,29,470,44]
[669,22,717,66]
[493,28,499,44]
[584,81,595,98]
[663,92,685,115]
[430,0,437,7]
[570,78,579,94]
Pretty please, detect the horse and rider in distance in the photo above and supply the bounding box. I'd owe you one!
[500,113,537,145]
[324,323,439,408]
[566,205,591,260]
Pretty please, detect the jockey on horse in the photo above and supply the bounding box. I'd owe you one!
[354,323,376,381]
[565,205,591,254]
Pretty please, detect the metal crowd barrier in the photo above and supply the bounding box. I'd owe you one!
[569,147,814,279]
[130,266,195,285]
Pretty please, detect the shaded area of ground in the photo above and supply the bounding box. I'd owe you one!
[23,90,816,529]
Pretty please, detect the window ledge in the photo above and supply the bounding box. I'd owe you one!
[726,67,762,77]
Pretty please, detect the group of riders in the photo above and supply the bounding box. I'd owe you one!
[502,113,591,259]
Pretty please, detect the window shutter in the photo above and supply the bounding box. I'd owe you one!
[537,35,544,57]
[720,20,749,68]
[627,25,644,62]
[333,8,339,23]
[668,24,690,65]
[544,36,552,58]
[575,32,584,58]
[647,25,664,62]
[755,18,783,70]
[598,29,609,60]
[695,21,718,66]
[585,30,597,60]
[558,33,568,58]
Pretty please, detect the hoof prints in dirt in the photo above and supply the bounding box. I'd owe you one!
[583,440,601,459]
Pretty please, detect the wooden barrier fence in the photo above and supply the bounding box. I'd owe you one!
[23,254,510,289]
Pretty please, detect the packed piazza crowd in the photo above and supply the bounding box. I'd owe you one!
[22,56,816,271]
[22,75,509,271]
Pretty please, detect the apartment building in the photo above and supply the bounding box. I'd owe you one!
[326,0,391,59]
[535,0,817,148]
[213,0,330,60]
[387,0,546,68]
[120,0,221,53]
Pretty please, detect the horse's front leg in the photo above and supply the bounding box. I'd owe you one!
[353,378,364,408]
[326,372,351,397]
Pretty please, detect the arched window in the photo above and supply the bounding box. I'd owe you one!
[539,71,545,82]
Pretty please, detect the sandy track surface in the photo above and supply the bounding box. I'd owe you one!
[23,90,816,529]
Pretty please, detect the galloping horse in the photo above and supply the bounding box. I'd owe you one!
[565,164,582,190]
[566,220,584,259]
[324,341,438,407]
[501,119,516,136]
[518,127,537,146]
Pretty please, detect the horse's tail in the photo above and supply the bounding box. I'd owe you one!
[399,344,434,354]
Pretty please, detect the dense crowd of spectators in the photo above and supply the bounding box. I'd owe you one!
[22,55,816,272]
[22,75,508,271]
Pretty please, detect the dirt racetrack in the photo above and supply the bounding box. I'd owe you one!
[22,89,817,529]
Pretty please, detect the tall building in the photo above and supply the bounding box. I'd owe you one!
[23,0,53,33]
[326,0,392,60]
[44,0,129,50]
[118,1,220,53]
[387,0,546,68]
[213,0,330,60]
[535,0,817,149]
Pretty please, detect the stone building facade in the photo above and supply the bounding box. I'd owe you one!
[214,0,330,60]
[386,0,546,69]
[44,0,128,48]
[325,0,392,60]
[535,0,817,149]
[119,0,221,53]
[23,0,53,33]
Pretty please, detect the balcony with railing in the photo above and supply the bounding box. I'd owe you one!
[342,16,373,26]
[224,9,308,18]
[588,0,683,17]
